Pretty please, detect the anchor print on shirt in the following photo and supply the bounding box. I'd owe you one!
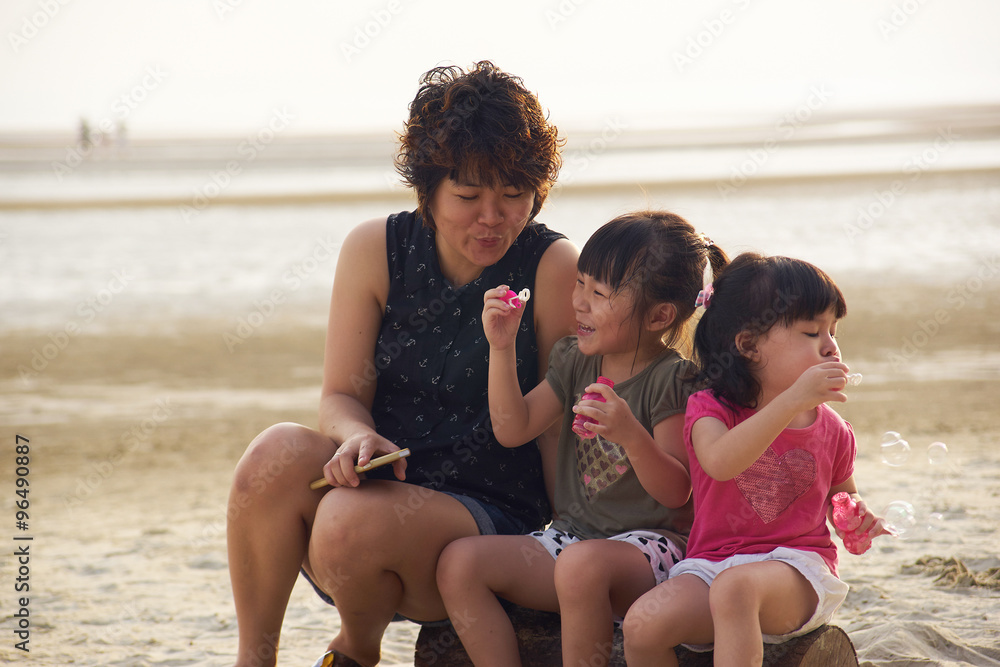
[575,432,631,498]
[734,448,816,523]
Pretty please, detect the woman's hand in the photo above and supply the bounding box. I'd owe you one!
[482,285,527,351]
[321,431,407,488]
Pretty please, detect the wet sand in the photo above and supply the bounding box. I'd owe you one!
[1,278,998,666]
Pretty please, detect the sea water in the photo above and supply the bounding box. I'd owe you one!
[2,127,999,333]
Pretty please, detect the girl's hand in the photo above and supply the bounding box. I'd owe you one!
[322,431,407,488]
[850,496,894,540]
[572,381,646,445]
[482,285,527,351]
[785,361,851,410]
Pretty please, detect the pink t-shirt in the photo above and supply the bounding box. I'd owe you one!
[683,390,856,576]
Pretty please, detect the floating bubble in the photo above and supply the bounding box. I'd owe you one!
[880,431,911,467]
[883,500,917,538]
[925,512,946,533]
[927,441,949,466]
[846,373,863,386]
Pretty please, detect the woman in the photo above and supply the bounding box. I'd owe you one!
[227,61,578,667]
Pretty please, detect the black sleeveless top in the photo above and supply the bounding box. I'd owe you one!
[366,211,564,529]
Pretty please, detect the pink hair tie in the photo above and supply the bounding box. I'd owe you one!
[695,284,714,309]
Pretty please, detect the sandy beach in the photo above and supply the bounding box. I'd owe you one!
[2,270,999,666]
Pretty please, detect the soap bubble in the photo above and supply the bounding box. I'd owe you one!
[925,512,946,534]
[880,431,911,467]
[927,441,949,466]
[883,500,917,538]
[846,373,863,386]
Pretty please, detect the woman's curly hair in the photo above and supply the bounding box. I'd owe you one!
[395,61,563,229]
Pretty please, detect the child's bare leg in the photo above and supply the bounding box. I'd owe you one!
[554,540,655,667]
[622,574,713,667]
[228,423,338,667]
[436,535,558,667]
[708,561,818,667]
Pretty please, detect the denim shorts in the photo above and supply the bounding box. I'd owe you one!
[301,490,531,622]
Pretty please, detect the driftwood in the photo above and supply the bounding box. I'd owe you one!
[414,605,858,667]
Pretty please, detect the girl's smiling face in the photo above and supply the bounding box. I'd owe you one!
[572,272,641,359]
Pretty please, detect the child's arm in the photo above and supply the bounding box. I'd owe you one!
[575,382,691,508]
[692,361,849,481]
[483,286,563,447]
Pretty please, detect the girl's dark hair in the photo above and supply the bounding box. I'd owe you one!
[693,252,847,409]
[395,61,563,229]
[578,210,729,351]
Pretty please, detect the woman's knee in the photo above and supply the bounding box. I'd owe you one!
[232,422,326,496]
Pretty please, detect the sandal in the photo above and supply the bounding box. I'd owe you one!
[311,649,365,667]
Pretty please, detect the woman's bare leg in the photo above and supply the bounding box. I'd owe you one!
[305,481,482,666]
[228,423,337,667]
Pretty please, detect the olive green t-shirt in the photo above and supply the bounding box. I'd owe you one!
[545,336,695,545]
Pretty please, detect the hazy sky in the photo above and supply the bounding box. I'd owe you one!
[2,0,999,136]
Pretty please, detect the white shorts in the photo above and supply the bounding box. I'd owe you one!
[669,547,849,651]
[529,527,684,586]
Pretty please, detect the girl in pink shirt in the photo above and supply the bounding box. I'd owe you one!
[624,252,889,667]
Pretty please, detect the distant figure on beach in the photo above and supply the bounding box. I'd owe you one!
[78,117,92,148]
[623,253,891,667]
[226,61,577,667]
[436,211,728,667]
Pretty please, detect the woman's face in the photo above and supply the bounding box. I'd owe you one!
[428,177,535,286]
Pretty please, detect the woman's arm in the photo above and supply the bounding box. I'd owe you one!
[317,217,404,487]
[528,237,579,498]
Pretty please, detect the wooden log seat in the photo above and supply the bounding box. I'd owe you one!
[414,605,858,667]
